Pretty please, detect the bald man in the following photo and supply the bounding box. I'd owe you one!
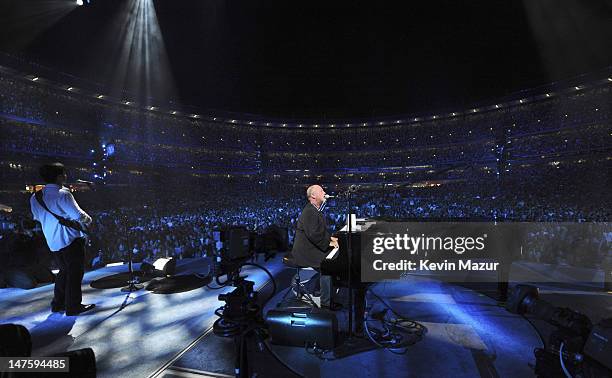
[291,185,339,309]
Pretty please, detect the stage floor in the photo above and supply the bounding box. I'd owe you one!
[0,256,285,378]
[261,276,542,378]
[1,259,610,378]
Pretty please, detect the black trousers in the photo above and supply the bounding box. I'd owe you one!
[52,238,85,311]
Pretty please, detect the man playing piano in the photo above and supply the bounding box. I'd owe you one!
[291,185,340,310]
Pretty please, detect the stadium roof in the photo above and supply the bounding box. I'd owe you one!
[1,0,612,118]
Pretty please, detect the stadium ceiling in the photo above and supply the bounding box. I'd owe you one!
[1,1,612,118]
[8,64,611,130]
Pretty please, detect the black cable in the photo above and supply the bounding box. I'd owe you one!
[304,343,336,361]
[227,321,305,378]
[206,283,228,290]
[364,288,426,354]
[369,288,408,320]
[239,262,277,304]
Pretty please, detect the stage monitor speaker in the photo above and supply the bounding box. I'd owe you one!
[142,257,177,276]
[266,309,337,350]
[0,324,31,357]
[50,347,96,378]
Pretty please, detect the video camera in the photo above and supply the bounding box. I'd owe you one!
[211,226,253,278]
[506,285,611,377]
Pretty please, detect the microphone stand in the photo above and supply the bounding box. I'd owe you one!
[121,213,144,292]
[340,185,357,338]
[347,189,354,338]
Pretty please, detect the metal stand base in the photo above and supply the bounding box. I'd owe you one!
[121,280,144,292]
[277,270,319,308]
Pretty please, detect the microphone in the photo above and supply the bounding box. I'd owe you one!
[324,194,335,199]
[76,179,95,185]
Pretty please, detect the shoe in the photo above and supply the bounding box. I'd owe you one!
[51,304,65,313]
[66,304,96,316]
[321,302,343,311]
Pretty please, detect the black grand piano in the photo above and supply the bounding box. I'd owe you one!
[319,218,377,334]
[318,216,517,334]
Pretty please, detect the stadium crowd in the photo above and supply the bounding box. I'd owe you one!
[0,68,610,289]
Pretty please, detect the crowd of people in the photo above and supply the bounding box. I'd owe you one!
[0,68,610,287]
[1,164,608,280]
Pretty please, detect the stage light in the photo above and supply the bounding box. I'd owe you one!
[149,257,177,276]
[97,94,104,99]
[31,77,39,81]
[76,0,83,5]
[67,87,74,91]
[105,0,176,106]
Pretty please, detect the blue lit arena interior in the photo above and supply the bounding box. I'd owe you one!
[0,1,611,377]
[1,63,610,378]
[1,67,610,225]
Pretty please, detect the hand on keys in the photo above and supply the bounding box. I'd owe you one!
[330,237,339,248]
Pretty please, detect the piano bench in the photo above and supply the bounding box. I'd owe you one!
[278,256,319,309]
